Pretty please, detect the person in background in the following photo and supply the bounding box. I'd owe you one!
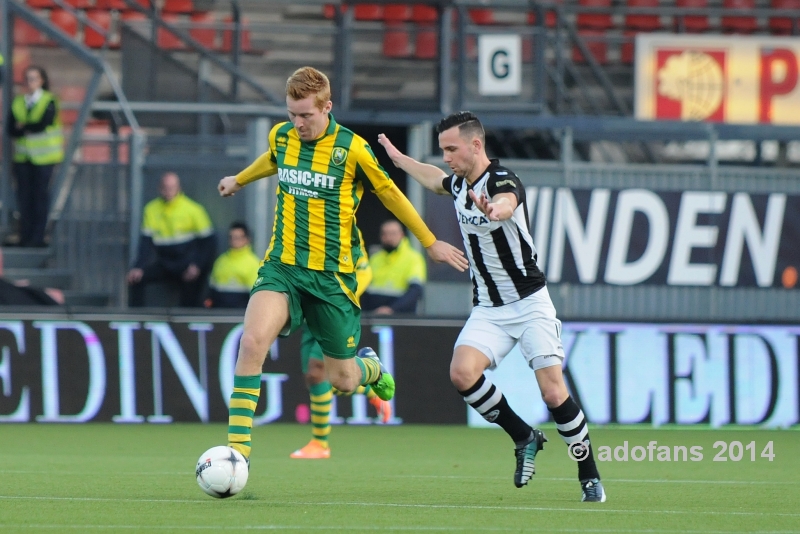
[7,66,64,248]
[207,222,262,309]
[361,219,427,315]
[127,172,216,307]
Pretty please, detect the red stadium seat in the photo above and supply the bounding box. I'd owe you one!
[95,0,128,9]
[26,0,56,8]
[354,4,382,21]
[411,5,438,24]
[769,0,800,34]
[573,29,608,64]
[157,14,186,50]
[117,126,133,164]
[621,30,638,63]
[721,0,757,33]
[12,48,32,85]
[577,0,613,30]
[80,122,113,164]
[384,4,412,22]
[58,85,86,126]
[50,9,78,38]
[84,10,112,48]
[190,12,216,49]
[163,0,194,14]
[383,22,410,58]
[675,0,709,32]
[64,0,92,9]
[121,11,148,25]
[222,16,251,52]
[468,9,495,25]
[414,28,437,59]
[411,5,438,59]
[625,0,661,30]
[527,8,558,28]
[14,18,44,46]
[622,0,661,63]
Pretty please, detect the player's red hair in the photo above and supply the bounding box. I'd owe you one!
[286,67,331,110]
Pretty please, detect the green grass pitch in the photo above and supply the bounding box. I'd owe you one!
[0,424,797,533]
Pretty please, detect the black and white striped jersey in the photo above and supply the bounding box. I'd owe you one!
[442,159,546,307]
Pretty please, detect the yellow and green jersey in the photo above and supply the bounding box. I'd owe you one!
[236,115,432,274]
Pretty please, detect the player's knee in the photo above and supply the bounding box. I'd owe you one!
[540,385,567,408]
[238,330,269,360]
[329,374,358,394]
[450,361,480,391]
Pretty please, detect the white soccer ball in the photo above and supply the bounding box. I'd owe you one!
[195,446,249,498]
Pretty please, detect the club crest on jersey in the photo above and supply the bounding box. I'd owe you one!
[331,147,348,166]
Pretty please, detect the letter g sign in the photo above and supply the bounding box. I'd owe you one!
[478,35,522,96]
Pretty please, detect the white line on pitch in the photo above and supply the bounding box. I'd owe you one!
[0,526,795,534]
[390,475,797,485]
[0,495,798,518]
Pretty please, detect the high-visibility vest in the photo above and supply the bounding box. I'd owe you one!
[11,91,65,165]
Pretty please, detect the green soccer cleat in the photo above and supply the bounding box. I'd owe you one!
[358,347,395,401]
[514,428,547,488]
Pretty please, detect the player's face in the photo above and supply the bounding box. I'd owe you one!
[287,95,332,142]
[438,126,476,179]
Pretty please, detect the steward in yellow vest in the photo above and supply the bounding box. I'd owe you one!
[6,66,64,247]
[361,220,427,314]
[127,172,217,307]
[208,222,261,308]
[10,90,64,165]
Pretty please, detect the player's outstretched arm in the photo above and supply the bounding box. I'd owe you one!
[377,133,448,195]
[425,240,469,272]
[468,190,517,221]
[218,176,243,197]
[220,150,279,197]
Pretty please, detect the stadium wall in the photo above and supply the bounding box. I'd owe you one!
[0,312,796,428]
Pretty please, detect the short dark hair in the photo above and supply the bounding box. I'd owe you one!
[436,111,484,142]
[229,221,250,238]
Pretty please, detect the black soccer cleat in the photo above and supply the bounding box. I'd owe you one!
[581,478,607,502]
[513,428,547,488]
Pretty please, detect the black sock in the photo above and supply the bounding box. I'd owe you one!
[549,396,600,481]
[459,375,532,447]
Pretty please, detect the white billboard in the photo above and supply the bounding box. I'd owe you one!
[470,322,800,428]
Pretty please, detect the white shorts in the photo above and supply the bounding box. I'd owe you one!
[455,286,565,372]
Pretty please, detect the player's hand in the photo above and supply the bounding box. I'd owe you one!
[469,190,504,221]
[426,240,469,272]
[218,176,242,197]
[377,133,404,167]
[127,268,143,284]
[374,306,394,315]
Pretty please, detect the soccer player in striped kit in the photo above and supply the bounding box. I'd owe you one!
[378,112,606,502]
[217,67,468,466]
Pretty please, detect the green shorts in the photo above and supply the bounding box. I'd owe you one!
[300,324,324,374]
[251,261,361,359]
